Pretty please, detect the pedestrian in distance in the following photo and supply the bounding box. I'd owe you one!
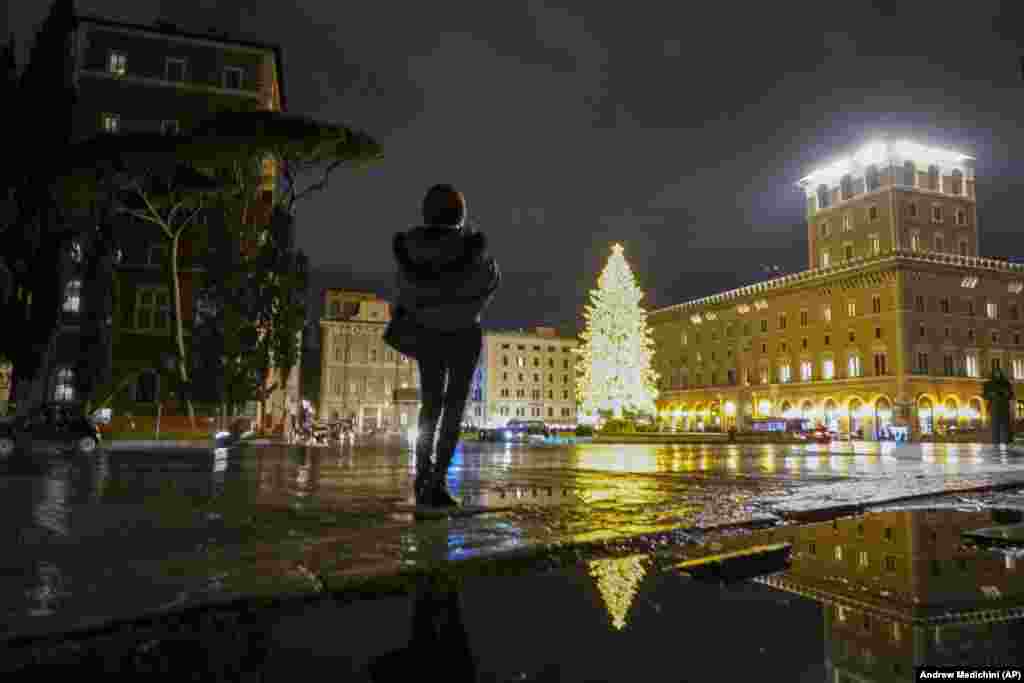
[385,184,501,507]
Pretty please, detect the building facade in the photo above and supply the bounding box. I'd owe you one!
[651,140,1024,439]
[318,293,579,432]
[319,290,419,432]
[37,12,287,418]
[481,327,578,429]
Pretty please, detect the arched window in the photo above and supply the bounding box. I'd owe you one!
[865,165,880,191]
[817,184,830,210]
[903,161,915,187]
[927,165,939,191]
[62,279,82,313]
[53,367,75,401]
[840,174,854,200]
[950,169,963,196]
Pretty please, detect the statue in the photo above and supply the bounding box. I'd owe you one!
[982,367,1015,445]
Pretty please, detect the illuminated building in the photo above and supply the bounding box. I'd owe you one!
[651,140,1023,439]
[743,510,1024,678]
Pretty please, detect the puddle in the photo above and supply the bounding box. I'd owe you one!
[6,508,1024,679]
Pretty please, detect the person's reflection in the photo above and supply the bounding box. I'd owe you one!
[368,576,477,682]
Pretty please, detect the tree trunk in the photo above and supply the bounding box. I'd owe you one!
[167,231,195,428]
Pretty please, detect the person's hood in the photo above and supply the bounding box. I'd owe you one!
[394,225,488,280]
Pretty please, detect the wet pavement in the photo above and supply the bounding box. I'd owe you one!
[4,508,1023,680]
[3,439,1024,644]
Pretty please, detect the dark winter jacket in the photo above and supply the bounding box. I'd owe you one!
[392,225,500,332]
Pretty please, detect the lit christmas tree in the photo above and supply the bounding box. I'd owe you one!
[588,555,648,630]
[576,243,659,419]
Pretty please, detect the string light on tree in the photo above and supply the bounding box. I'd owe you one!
[576,243,659,419]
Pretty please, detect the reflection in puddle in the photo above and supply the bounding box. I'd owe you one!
[588,555,649,630]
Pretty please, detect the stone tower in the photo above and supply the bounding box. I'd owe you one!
[797,140,978,271]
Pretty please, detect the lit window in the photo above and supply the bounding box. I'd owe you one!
[800,360,812,381]
[858,551,869,568]
[1013,359,1024,381]
[108,52,127,76]
[62,279,82,313]
[987,302,998,320]
[910,231,921,251]
[821,250,831,268]
[847,300,856,317]
[823,304,832,323]
[868,205,878,221]
[835,545,843,561]
[681,332,688,345]
[966,354,978,378]
[223,66,244,90]
[821,220,831,238]
[165,57,187,82]
[848,355,861,378]
[779,364,791,383]
[822,358,835,379]
[874,295,883,314]
[101,113,120,133]
[54,367,75,401]
[842,214,852,232]
[869,234,880,255]
[161,119,180,135]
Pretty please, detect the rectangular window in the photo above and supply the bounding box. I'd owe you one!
[874,353,887,376]
[759,367,769,384]
[914,295,924,312]
[778,314,786,330]
[875,326,882,339]
[869,234,880,255]
[844,243,854,261]
[917,352,928,373]
[821,250,830,268]
[934,233,944,252]
[823,304,831,323]
[858,551,869,568]
[959,240,969,256]
[955,208,966,226]
[161,119,180,135]
[907,202,918,217]
[800,310,808,326]
[136,287,170,332]
[848,355,861,378]
[108,51,127,76]
[101,113,120,133]
[223,66,244,90]
[847,300,856,317]
[931,205,943,223]
[885,556,897,572]
[165,57,187,82]
[824,334,830,345]
[874,295,883,314]
[966,353,978,377]
[800,360,812,381]
[842,214,852,232]
[779,364,791,383]
[1014,358,1024,380]
[868,205,878,221]
[940,298,950,313]
[760,319,768,333]
[834,546,843,561]
[943,354,954,376]
[987,302,998,320]
[822,358,835,379]
[821,220,831,238]
[919,324,926,338]
[910,232,921,251]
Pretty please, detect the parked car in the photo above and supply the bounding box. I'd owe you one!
[0,402,103,457]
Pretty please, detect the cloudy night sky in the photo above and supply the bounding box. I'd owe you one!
[6,1,1024,337]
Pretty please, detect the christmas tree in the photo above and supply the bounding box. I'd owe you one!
[576,243,659,419]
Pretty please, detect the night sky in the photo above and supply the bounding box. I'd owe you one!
[7,1,1024,336]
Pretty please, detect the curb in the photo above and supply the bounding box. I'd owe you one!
[773,480,1024,523]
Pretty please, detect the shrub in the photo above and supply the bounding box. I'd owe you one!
[575,424,595,437]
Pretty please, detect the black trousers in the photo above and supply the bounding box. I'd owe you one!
[416,325,482,474]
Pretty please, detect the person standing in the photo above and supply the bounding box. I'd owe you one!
[389,184,500,507]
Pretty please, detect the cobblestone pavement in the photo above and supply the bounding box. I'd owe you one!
[2,439,1023,640]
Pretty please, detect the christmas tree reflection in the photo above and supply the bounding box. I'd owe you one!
[588,555,648,630]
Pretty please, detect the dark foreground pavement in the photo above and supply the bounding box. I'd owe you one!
[3,439,1024,676]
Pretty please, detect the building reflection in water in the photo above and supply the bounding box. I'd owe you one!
[748,509,1024,678]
